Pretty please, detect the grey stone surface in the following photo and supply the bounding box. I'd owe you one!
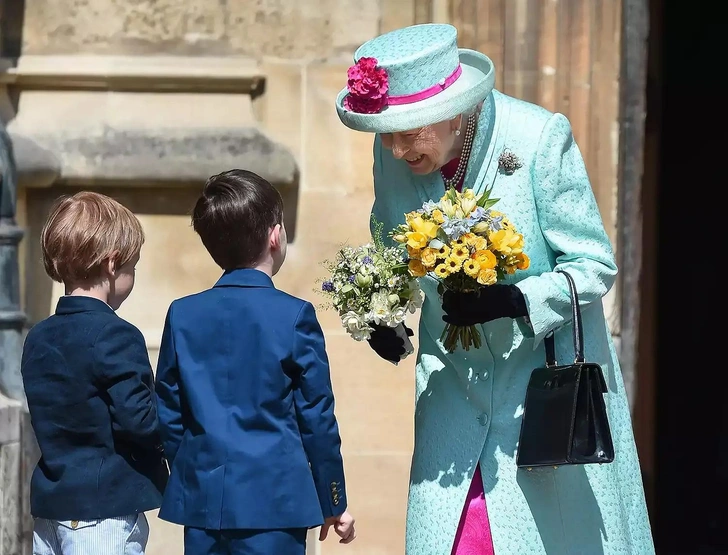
[21,0,380,60]
[0,397,21,446]
[0,435,21,554]
[8,134,61,189]
[21,126,298,187]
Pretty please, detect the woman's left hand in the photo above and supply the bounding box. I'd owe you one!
[441,284,528,325]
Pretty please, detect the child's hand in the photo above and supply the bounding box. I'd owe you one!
[319,511,356,544]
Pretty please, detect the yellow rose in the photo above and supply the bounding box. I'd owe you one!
[463,259,480,278]
[473,249,497,269]
[408,259,427,277]
[472,236,488,251]
[406,231,428,250]
[407,244,421,259]
[516,252,530,270]
[409,216,439,239]
[420,248,438,268]
[451,245,470,262]
[431,209,445,224]
[434,263,451,278]
[477,268,498,286]
[445,255,463,273]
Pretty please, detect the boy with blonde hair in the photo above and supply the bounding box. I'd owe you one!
[21,191,168,555]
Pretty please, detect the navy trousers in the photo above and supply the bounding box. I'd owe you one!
[183,527,307,555]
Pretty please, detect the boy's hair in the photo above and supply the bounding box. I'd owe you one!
[41,192,145,284]
[192,169,284,270]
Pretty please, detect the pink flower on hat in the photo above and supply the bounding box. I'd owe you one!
[344,57,389,114]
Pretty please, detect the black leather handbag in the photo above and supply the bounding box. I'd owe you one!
[516,270,615,468]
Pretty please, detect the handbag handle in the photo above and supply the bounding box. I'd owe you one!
[544,270,585,366]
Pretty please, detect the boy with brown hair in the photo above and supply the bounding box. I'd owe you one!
[154,169,355,554]
[21,191,168,555]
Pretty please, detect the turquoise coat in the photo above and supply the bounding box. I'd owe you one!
[370,90,655,554]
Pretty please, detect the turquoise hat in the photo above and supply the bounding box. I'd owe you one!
[336,24,495,134]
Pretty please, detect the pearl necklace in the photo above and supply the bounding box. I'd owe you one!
[441,113,477,190]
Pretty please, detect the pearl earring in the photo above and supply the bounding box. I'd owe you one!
[455,129,461,136]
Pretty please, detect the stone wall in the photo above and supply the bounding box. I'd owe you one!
[2,1,624,554]
[5,1,434,554]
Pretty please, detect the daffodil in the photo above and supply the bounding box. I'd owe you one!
[406,231,428,250]
[409,216,439,239]
[489,229,523,255]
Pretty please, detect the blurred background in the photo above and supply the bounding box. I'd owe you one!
[0,0,722,554]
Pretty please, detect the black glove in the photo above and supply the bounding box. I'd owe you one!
[367,324,414,363]
[441,284,528,326]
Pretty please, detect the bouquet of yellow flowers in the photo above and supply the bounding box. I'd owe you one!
[391,186,530,352]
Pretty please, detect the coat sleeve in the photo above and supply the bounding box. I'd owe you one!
[291,301,347,518]
[154,305,185,466]
[93,319,161,450]
[515,112,618,347]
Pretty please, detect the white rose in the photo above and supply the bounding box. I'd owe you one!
[341,311,371,341]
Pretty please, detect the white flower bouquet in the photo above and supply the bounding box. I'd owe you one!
[318,218,422,363]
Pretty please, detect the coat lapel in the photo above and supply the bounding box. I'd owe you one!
[466,90,512,197]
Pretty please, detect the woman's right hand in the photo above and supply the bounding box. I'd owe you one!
[367,324,414,363]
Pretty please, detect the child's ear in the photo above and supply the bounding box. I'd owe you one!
[269,224,282,250]
[104,251,120,276]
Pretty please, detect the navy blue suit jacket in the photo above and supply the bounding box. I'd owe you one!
[154,269,347,530]
[20,296,168,520]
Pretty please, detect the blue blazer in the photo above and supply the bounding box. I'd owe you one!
[155,268,347,530]
[20,296,168,520]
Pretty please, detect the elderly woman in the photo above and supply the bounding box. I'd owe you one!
[335,24,654,555]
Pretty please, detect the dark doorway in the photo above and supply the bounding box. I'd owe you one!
[652,0,726,553]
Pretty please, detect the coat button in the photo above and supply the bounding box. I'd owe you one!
[478,414,488,426]
[71,520,78,529]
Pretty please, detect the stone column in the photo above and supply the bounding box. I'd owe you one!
[0,116,26,555]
